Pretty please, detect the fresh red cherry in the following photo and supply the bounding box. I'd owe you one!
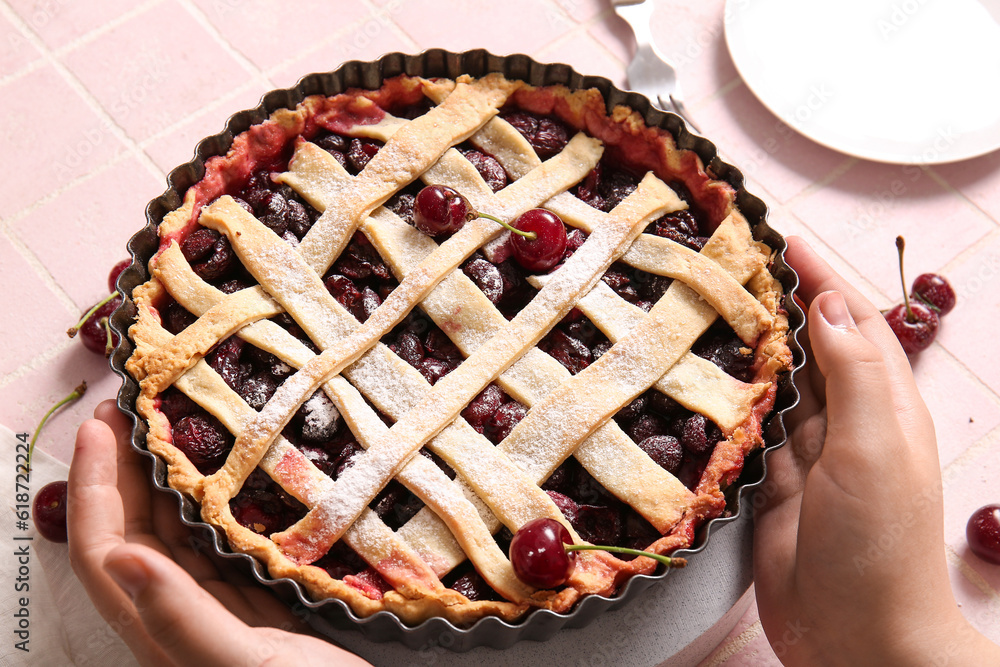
[413,185,476,237]
[509,518,576,589]
[33,481,68,542]
[885,237,939,354]
[967,505,1000,565]
[510,209,567,273]
[911,273,956,316]
[884,302,939,354]
[68,258,130,355]
[107,258,130,294]
[74,295,123,356]
[509,517,686,589]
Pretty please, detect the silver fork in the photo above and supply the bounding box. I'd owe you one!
[612,0,700,132]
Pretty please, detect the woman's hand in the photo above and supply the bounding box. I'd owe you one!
[754,237,1000,665]
[67,399,372,667]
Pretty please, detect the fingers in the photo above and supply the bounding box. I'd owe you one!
[68,418,127,576]
[103,544,281,667]
[806,292,915,477]
[785,237,934,447]
[93,400,161,547]
[785,237,909,373]
[67,416,174,666]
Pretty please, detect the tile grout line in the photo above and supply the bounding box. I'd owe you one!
[260,2,417,84]
[0,335,77,391]
[2,142,136,227]
[176,0,275,91]
[692,75,743,114]
[775,205,894,305]
[784,155,857,208]
[0,2,165,186]
[945,544,1000,599]
[942,422,1000,486]
[48,0,165,59]
[938,222,1000,276]
[136,78,264,151]
[0,222,78,321]
[548,6,631,70]
[926,165,1000,231]
[700,620,765,666]
[0,55,46,88]
[932,339,1000,412]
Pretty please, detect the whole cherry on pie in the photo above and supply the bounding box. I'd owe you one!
[509,518,576,588]
[510,209,568,273]
[510,517,685,589]
[966,504,1000,565]
[413,184,476,237]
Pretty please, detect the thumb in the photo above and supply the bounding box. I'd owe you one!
[807,290,905,468]
[103,544,275,667]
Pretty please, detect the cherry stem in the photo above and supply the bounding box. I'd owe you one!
[28,381,87,469]
[896,236,915,323]
[67,292,117,337]
[564,544,687,569]
[102,317,113,357]
[478,212,537,241]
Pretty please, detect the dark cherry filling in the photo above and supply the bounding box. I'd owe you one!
[323,231,398,323]
[443,562,504,602]
[314,541,370,580]
[157,387,234,475]
[157,104,754,600]
[501,111,570,159]
[230,468,307,536]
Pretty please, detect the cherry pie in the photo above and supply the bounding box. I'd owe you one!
[126,72,793,626]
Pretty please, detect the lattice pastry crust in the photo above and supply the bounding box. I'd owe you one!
[127,73,792,626]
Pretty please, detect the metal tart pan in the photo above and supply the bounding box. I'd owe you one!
[109,48,806,655]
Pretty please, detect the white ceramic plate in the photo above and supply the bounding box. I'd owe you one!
[724,0,1000,164]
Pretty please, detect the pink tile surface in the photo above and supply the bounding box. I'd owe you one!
[390,0,564,56]
[554,0,606,23]
[934,150,1000,222]
[0,233,77,377]
[11,155,162,310]
[647,0,740,108]
[0,8,40,73]
[697,83,849,204]
[3,1,1000,664]
[948,560,1000,646]
[537,29,626,88]
[188,0,373,72]
[0,345,121,464]
[0,65,128,217]
[6,0,141,51]
[142,81,270,172]
[911,346,1000,468]
[943,442,1000,594]
[61,0,253,142]
[935,232,1000,396]
[790,160,995,298]
[268,18,413,90]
